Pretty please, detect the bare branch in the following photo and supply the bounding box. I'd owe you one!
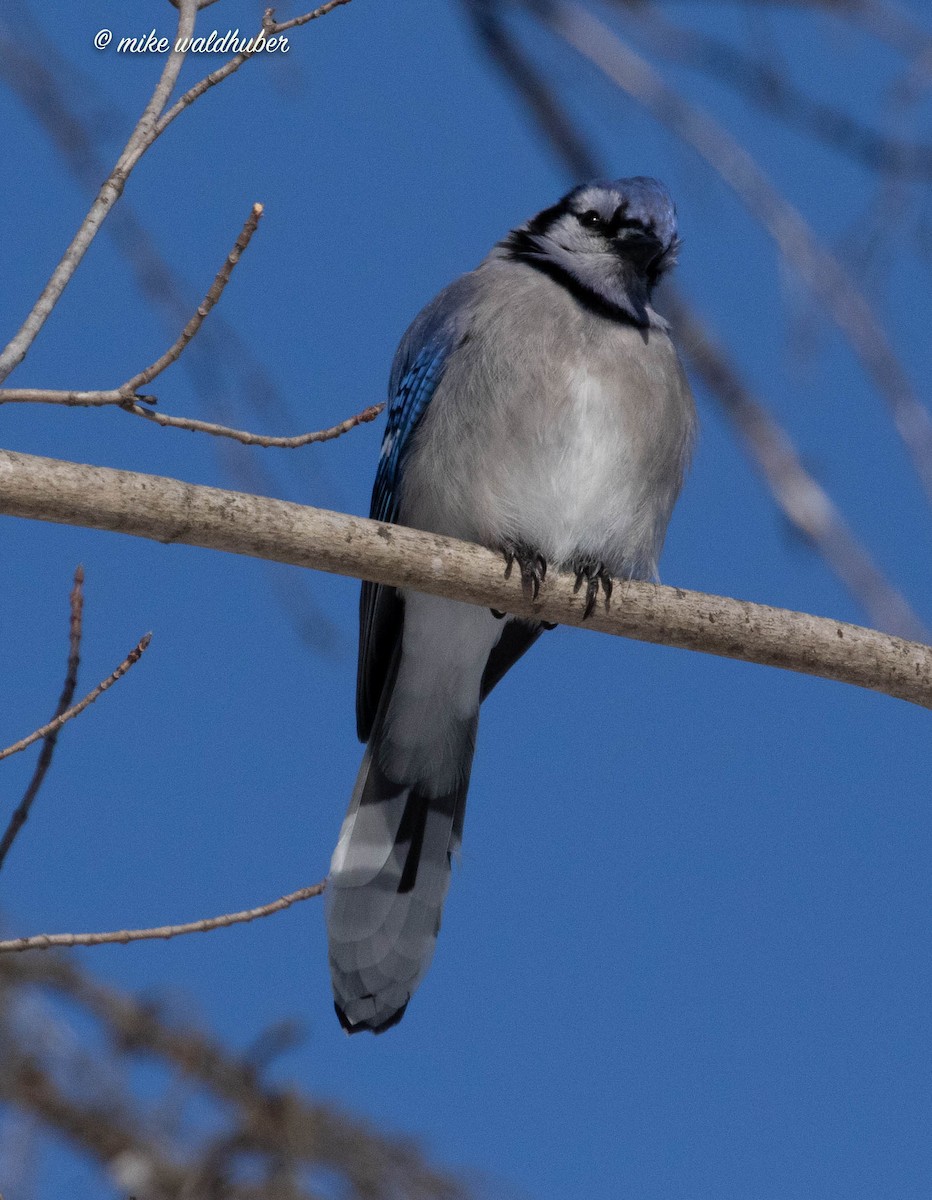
[0,881,326,953]
[0,567,85,871]
[0,201,262,407]
[0,633,151,764]
[542,2,932,505]
[0,2,352,651]
[0,0,199,385]
[1,448,930,709]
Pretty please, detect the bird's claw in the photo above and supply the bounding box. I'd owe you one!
[572,558,613,619]
[503,544,548,601]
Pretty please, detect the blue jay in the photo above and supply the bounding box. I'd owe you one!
[327,177,696,1033]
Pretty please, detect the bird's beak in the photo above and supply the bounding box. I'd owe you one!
[616,228,666,272]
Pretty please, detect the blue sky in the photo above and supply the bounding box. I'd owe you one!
[1,1,932,1196]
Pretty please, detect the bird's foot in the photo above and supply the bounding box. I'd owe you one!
[502,542,548,601]
[571,557,613,619]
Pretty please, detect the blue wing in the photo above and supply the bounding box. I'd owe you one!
[356,340,453,741]
[370,343,448,527]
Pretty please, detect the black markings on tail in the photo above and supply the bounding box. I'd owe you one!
[396,794,428,894]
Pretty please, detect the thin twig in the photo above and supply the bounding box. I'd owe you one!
[119,401,385,447]
[2,448,931,710]
[0,388,384,447]
[0,202,263,404]
[121,202,264,395]
[264,0,355,36]
[154,1,354,139]
[0,881,326,953]
[0,633,151,764]
[544,1,932,506]
[0,568,85,872]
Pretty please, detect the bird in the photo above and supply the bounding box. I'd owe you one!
[327,176,696,1034]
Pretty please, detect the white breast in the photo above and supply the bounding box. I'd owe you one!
[489,362,640,573]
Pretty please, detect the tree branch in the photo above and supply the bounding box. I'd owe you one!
[0,390,384,448]
[263,0,354,35]
[666,294,929,642]
[0,200,263,410]
[0,881,326,953]
[0,447,930,708]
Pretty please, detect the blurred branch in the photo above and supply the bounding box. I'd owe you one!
[1,1055,202,1200]
[0,955,469,1199]
[0,568,84,873]
[2,447,931,708]
[666,295,929,642]
[0,881,327,953]
[543,1,932,505]
[835,0,932,61]
[467,1,599,178]
[0,633,151,765]
[464,0,926,640]
[614,2,932,177]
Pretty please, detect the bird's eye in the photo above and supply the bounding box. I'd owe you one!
[578,210,604,229]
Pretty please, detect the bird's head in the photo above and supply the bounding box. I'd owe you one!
[503,176,680,325]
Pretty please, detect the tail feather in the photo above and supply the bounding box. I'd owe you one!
[330,594,503,1033]
[327,730,473,1034]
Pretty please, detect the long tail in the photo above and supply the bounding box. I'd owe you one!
[327,704,477,1034]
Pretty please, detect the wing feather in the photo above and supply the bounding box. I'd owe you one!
[356,341,453,741]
